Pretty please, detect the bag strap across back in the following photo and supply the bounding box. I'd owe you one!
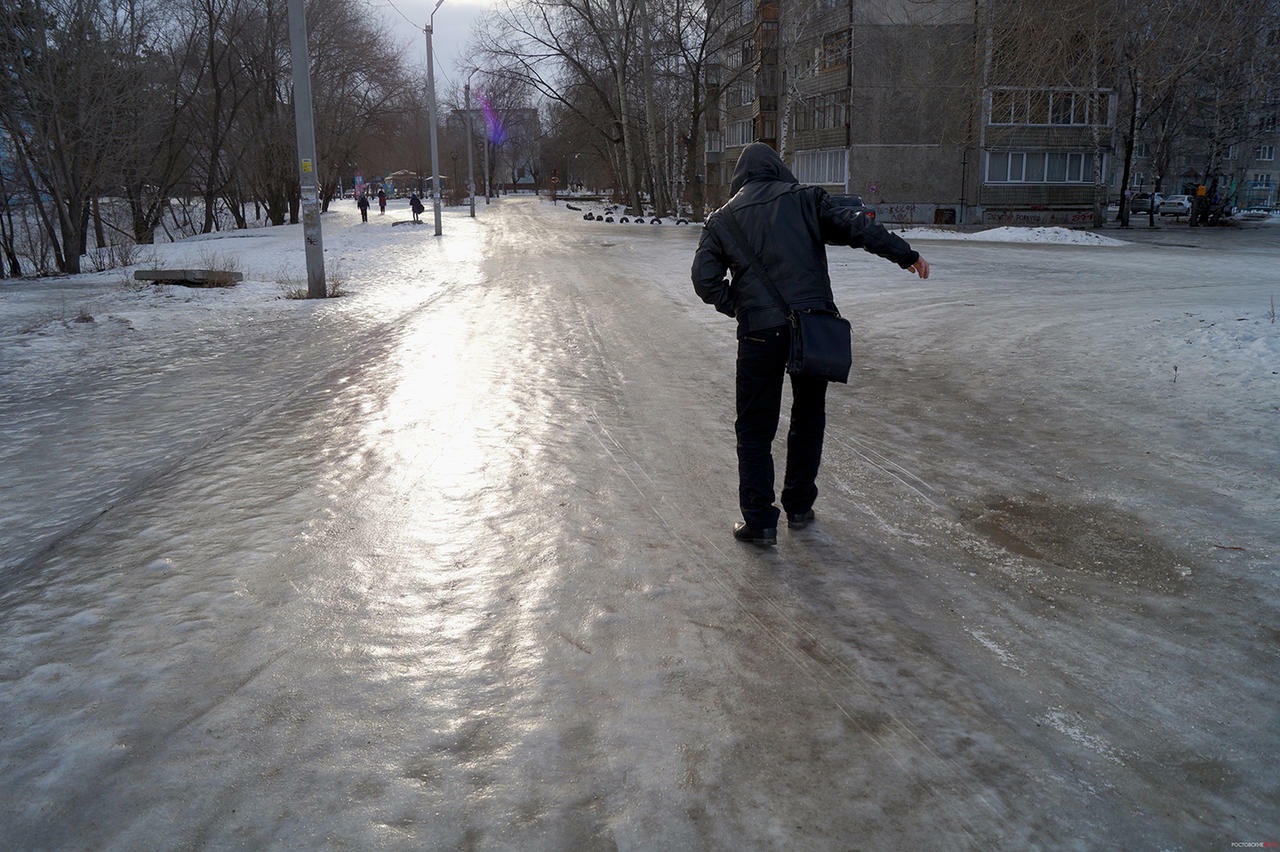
[719,206,793,317]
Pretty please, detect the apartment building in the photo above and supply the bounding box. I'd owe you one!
[1123,118,1279,211]
[704,0,1118,225]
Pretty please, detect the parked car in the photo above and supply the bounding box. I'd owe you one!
[1159,195,1193,217]
[1129,192,1164,213]
[829,194,876,221]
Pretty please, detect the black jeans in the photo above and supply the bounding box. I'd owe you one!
[735,325,828,529]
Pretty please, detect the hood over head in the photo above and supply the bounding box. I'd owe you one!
[729,142,798,195]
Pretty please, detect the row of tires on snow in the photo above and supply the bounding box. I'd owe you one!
[583,212,690,225]
[565,203,688,225]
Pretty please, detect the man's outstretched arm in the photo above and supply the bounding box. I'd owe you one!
[817,191,925,273]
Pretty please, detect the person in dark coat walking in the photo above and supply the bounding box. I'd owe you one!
[357,193,369,222]
[410,192,424,223]
[377,188,387,214]
[691,142,930,545]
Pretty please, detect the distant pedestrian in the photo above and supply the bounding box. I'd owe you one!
[357,193,369,222]
[410,192,424,223]
[692,142,929,546]
[377,189,386,214]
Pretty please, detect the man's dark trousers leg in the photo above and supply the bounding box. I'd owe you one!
[735,326,828,529]
[781,371,827,516]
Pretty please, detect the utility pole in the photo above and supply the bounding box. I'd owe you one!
[465,72,476,217]
[425,0,444,236]
[287,0,325,297]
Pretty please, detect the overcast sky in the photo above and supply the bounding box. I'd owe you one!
[373,0,495,94]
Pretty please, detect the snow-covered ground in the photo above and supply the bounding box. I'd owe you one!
[896,225,1130,245]
[1,197,1277,847]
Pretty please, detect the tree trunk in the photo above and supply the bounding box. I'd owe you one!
[78,200,92,263]
[0,169,21,276]
[638,0,667,216]
[128,190,156,244]
[93,197,106,250]
[1089,27,1106,228]
[1118,73,1139,227]
[608,0,641,215]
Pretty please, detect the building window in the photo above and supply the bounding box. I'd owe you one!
[1256,144,1275,161]
[1049,94,1073,125]
[988,151,1009,182]
[741,0,752,27]
[1134,142,1150,159]
[1253,173,1273,186]
[1226,144,1237,160]
[791,148,846,184]
[1130,172,1146,187]
[991,91,1024,125]
[1260,114,1277,133]
[1024,151,1045,181]
[741,37,755,68]
[989,89,1106,126]
[986,150,1099,183]
[726,119,754,147]
[706,131,723,153]
[794,91,847,131]
[821,31,848,72]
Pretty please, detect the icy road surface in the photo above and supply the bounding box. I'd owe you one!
[1,198,1277,848]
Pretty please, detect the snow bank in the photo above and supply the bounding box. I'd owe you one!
[1138,309,1280,399]
[896,226,1129,246]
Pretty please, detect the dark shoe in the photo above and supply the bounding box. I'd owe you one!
[786,510,815,530]
[733,522,777,546]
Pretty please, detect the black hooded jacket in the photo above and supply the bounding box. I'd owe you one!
[691,142,919,335]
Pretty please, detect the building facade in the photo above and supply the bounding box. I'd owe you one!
[704,0,1118,225]
[1124,120,1280,211]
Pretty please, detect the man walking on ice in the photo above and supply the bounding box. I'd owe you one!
[692,142,930,546]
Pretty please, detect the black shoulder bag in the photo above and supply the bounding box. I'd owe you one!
[721,207,853,383]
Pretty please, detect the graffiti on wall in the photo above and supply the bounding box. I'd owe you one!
[879,203,919,224]
[984,209,1095,226]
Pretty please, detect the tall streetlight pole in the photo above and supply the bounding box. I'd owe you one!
[425,0,444,236]
[465,70,477,218]
[286,0,325,297]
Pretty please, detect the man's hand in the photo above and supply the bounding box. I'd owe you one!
[908,257,930,279]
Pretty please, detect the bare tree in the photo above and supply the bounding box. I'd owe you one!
[1182,0,1280,218]
[0,137,24,277]
[473,0,648,211]
[307,0,410,209]
[0,0,155,273]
